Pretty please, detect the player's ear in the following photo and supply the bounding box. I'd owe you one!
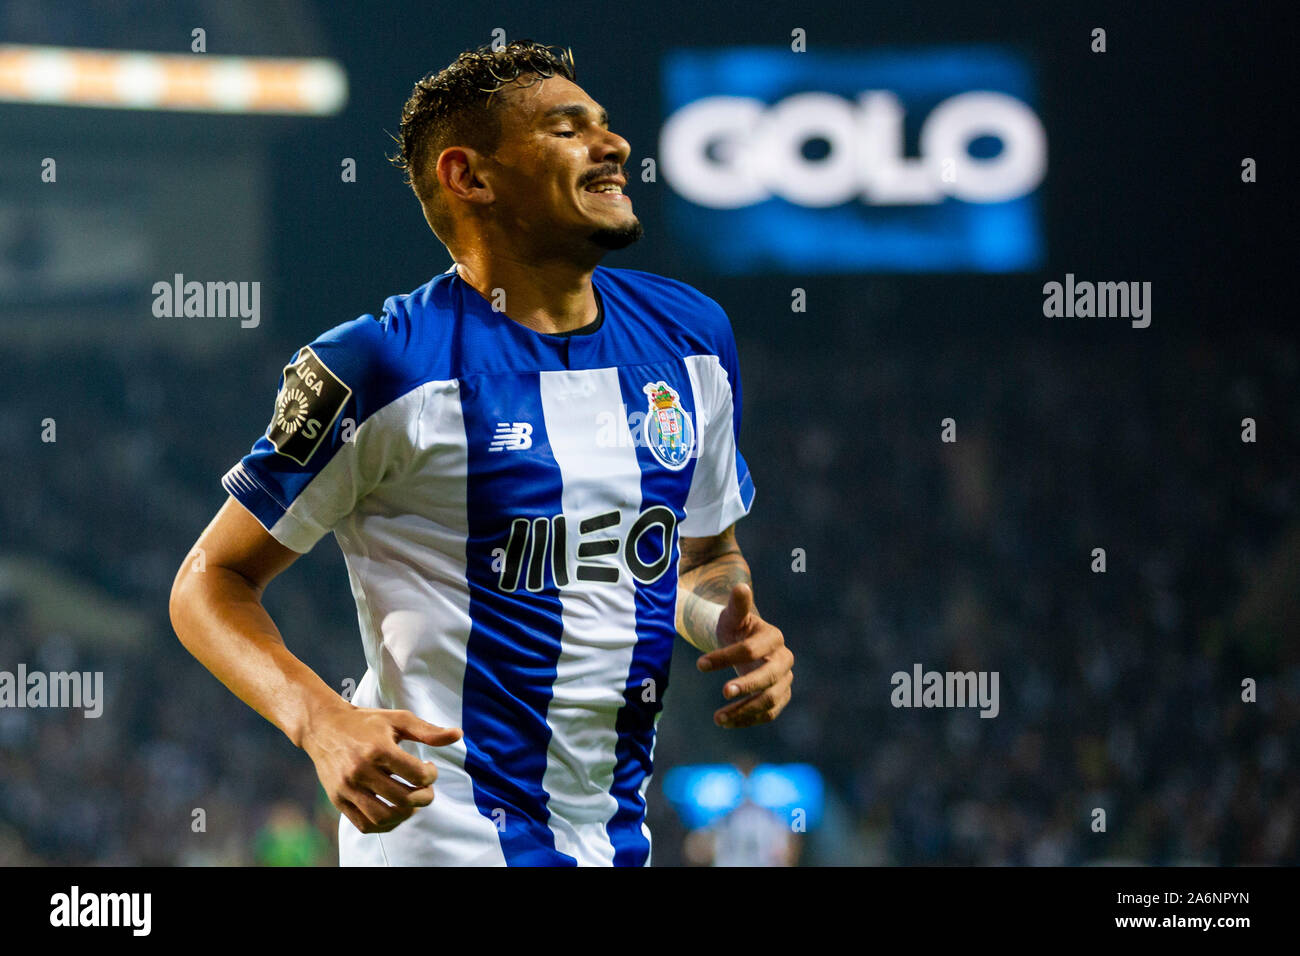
[437,146,494,206]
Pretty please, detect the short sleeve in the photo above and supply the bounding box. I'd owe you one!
[221,316,421,553]
[679,306,756,538]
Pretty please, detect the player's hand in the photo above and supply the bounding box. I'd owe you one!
[696,583,793,729]
[301,704,463,834]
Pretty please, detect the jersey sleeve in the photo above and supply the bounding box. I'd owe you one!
[679,303,756,538]
[221,315,422,553]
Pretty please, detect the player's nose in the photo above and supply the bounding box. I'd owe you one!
[592,127,631,167]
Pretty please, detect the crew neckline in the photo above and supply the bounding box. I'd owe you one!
[545,283,604,338]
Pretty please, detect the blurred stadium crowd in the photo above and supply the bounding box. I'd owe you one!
[1,315,1296,865]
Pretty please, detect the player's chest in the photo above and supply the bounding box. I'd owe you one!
[456,363,702,497]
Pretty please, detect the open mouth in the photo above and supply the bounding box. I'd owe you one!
[583,179,630,201]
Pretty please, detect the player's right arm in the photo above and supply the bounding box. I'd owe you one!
[169,495,461,834]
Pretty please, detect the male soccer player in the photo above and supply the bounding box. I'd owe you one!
[169,40,793,866]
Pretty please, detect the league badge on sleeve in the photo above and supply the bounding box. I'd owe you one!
[642,380,695,471]
[266,346,352,466]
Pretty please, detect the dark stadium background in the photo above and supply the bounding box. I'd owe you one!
[1,0,1295,865]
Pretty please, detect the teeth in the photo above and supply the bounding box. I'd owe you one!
[587,183,622,194]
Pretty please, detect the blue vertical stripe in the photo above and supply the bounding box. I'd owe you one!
[605,360,701,865]
[459,372,576,866]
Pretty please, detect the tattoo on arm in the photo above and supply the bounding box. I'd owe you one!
[677,527,752,652]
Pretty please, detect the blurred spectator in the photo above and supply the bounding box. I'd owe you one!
[253,802,330,867]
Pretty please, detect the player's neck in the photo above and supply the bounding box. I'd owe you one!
[453,251,600,336]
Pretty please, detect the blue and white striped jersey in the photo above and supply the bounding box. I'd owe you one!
[222,264,755,866]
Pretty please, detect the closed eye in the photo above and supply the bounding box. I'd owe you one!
[553,130,578,138]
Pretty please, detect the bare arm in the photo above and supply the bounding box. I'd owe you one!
[169,496,461,833]
[676,525,794,728]
[169,496,340,747]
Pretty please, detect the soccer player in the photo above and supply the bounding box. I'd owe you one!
[169,40,793,866]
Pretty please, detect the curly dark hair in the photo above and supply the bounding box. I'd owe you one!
[392,40,576,241]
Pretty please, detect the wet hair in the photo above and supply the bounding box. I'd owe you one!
[392,40,576,241]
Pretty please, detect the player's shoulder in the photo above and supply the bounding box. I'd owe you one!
[289,269,458,412]
[595,265,732,334]
[378,264,461,339]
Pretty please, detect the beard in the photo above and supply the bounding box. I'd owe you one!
[587,217,644,250]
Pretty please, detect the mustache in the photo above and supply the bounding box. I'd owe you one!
[578,163,625,188]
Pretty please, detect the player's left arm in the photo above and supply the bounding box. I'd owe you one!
[676,524,794,728]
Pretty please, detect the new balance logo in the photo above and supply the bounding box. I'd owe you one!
[489,422,533,451]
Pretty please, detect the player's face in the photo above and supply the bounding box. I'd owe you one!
[488,75,642,251]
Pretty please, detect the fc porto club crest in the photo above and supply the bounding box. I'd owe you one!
[642,380,695,470]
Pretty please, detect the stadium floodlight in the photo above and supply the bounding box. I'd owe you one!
[0,44,346,115]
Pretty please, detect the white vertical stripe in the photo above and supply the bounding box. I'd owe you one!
[681,354,747,537]
[539,368,644,866]
[336,379,506,866]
